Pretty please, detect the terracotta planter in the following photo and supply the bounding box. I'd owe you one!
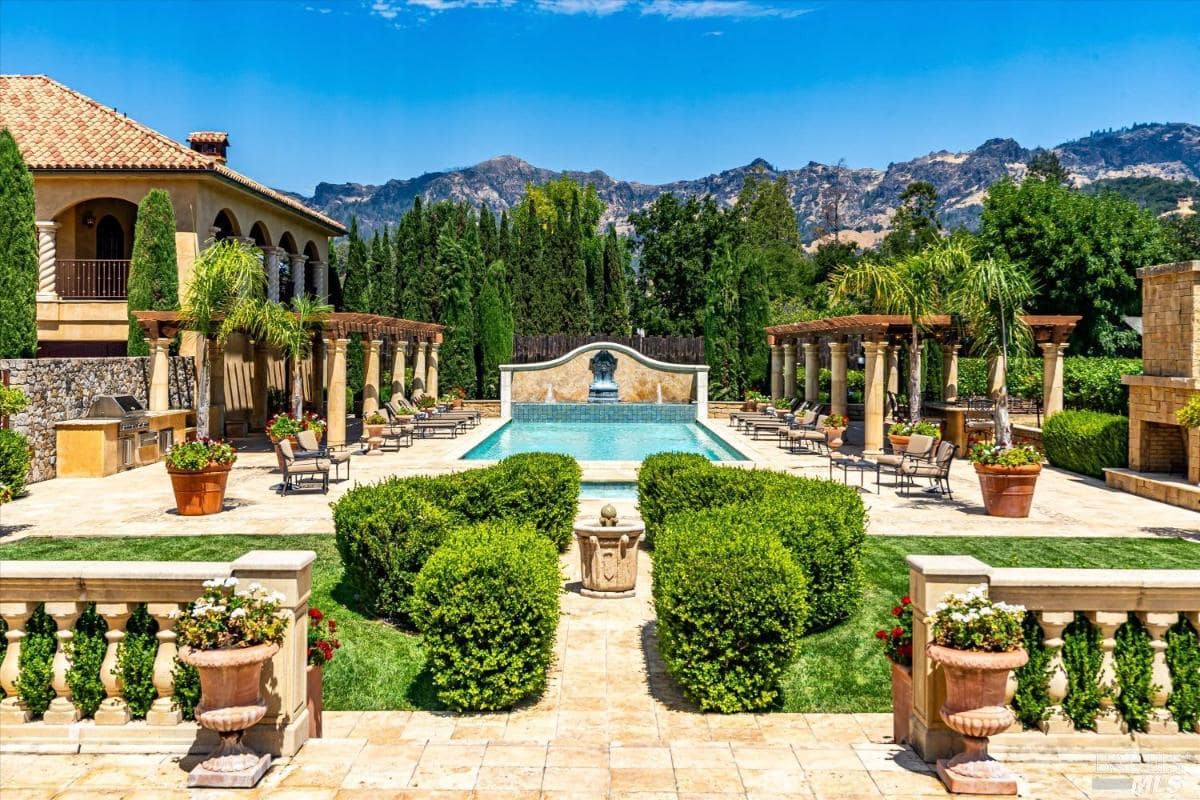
[974,462,1042,518]
[889,434,911,453]
[269,434,299,448]
[167,462,232,516]
[825,426,846,450]
[365,423,386,456]
[307,665,323,739]
[180,642,280,787]
[742,401,757,412]
[928,644,1028,795]
[452,398,464,409]
[890,661,912,745]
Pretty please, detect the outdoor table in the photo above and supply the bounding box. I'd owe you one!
[924,402,967,456]
[828,455,880,493]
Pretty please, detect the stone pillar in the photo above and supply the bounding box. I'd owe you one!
[941,344,960,404]
[413,341,428,394]
[1040,341,1068,418]
[862,340,887,455]
[427,341,440,399]
[325,337,349,448]
[802,341,820,404]
[309,260,328,303]
[146,603,182,725]
[1087,611,1127,734]
[262,246,283,302]
[828,341,848,417]
[362,338,382,417]
[290,254,308,300]
[208,339,226,439]
[94,603,132,725]
[310,335,325,417]
[43,602,81,724]
[148,338,172,412]
[782,342,797,400]
[36,220,60,300]
[885,345,900,396]
[1139,612,1180,734]
[987,354,1006,400]
[769,343,783,400]
[250,340,269,428]
[1036,611,1075,733]
[392,339,407,401]
[695,368,708,421]
[0,602,35,724]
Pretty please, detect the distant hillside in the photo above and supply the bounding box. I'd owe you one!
[1082,175,1200,216]
[297,122,1200,243]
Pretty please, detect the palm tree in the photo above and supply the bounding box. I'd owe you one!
[180,239,268,437]
[249,296,333,419]
[951,254,1037,448]
[828,240,970,421]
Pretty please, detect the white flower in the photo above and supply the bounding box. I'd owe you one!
[229,607,247,619]
[268,591,286,605]
[248,582,265,595]
[210,605,227,614]
[191,605,210,618]
[223,577,240,588]
[202,579,221,588]
[168,609,180,619]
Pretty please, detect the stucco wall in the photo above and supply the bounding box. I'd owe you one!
[1,356,194,483]
[510,348,697,404]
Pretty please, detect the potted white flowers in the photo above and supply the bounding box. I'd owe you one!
[926,585,1027,795]
[176,577,288,787]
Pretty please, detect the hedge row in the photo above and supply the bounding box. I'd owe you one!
[334,453,581,623]
[1042,410,1129,478]
[956,357,1141,415]
[0,428,31,498]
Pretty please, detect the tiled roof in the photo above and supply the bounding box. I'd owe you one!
[187,131,229,144]
[0,75,345,234]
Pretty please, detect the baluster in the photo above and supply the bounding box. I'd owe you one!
[42,602,81,724]
[94,603,132,725]
[146,603,181,725]
[1037,610,1074,733]
[1086,611,1125,734]
[0,602,36,724]
[1187,611,1200,734]
[1137,611,1180,735]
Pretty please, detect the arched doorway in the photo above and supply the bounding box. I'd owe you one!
[211,209,241,240]
[96,215,125,259]
[51,197,137,299]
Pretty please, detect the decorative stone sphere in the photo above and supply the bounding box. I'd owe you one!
[599,503,618,526]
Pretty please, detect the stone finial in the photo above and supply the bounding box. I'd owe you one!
[599,503,618,527]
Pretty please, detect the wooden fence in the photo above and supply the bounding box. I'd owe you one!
[512,335,705,365]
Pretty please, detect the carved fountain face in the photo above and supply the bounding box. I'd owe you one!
[587,350,620,404]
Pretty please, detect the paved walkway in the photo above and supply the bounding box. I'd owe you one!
[3,540,1197,799]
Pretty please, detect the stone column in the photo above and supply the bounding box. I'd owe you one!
[148,338,172,412]
[36,220,60,300]
[828,341,848,417]
[290,254,308,300]
[309,260,328,303]
[782,342,797,400]
[413,341,428,394]
[1087,611,1126,734]
[311,335,325,417]
[802,341,820,403]
[251,340,269,428]
[861,340,887,455]
[1139,612,1180,734]
[1036,611,1075,733]
[94,603,132,725]
[885,345,900,397]
[325,337,349,448]
[427,341,440,399]
[392,339,407,401]
[0,602,35,724]
[43,602,81,724]
[146,603,182,725]
[769,343,783,400]
[362,338,382,416]
[208,339,226,439]
[941,344,960,404]
[1040,341,1068,418]
[987,354,1006,400]
[262,246,283,302]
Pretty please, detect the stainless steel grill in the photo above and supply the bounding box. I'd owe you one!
[85,394,150,433]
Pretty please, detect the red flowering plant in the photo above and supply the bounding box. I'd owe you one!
[306,607,341,668]
[875,594,914,667]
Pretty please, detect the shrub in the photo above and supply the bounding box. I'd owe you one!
[1042,410,1128,478]
[653,511,807,712]
[126,189,179,356]
[172,660,200,720]
[412,521,559,711]
[117,605,159,719]
[0,428,31,498]
[1166,618,1200,731]
[1114,615,1154,733]
[1061,613,1106,731]
[1012,612,1051,729]
[15,605,56,717]
[1063,357,1141,415]
[637,453,711,547]
[0,128,38,360]
[65,604,107,718]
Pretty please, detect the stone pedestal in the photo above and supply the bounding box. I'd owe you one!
[574,510,644,599]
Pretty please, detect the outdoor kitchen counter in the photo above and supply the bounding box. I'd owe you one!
[56,410,191,477]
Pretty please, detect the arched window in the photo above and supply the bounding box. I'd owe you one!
[97,215,125,259]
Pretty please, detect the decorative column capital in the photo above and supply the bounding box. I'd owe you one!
[781,341,796,355]
[35,220,61,233]
[261,245,283,258]
[861,339,888,356]
[289,253,308,267]
[1039,341,1069,356]
[325,336,350,354]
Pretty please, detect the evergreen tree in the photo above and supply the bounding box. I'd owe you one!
[704,239,744,398]
[125,189,179,356]
[434,223,476,395]
[479,203,498,265]
[1026,149,1070,184]
[327,242,345,310]
[0,129,38,358]
[735,244,770,391]
[879,181,942,260]
[512,201,543,334]
[341,217,370,313]
[597,225,631,335]
[478,259,514,398]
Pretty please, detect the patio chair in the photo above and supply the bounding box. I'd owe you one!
[296,429,351,481]
[786,413,829,455]
[275,439,330,495]
[965,398,996,446]
[873,432,936,489]
[776,409,817,449]
[897,439,957,499]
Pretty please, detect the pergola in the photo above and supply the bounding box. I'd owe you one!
[764,314,1080,454]
[134,311,444,448]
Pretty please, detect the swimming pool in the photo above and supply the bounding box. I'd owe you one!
[462,420,747,462]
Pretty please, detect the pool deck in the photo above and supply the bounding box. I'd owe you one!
[1,416,1198,541]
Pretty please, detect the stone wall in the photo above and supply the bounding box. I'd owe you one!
[510,348,697,404]
[0,356,194,483]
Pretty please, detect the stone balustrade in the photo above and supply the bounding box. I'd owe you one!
[908,555,1200,761]
[0,550,314,755]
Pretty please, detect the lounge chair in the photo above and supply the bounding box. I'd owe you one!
[391,396,479,428]
[275,439,330,495]
[413,417,463,438]
[775,409,817,449]
[296,430,351,481]
[786,413,829,455]
[873,432,935,489]
[897,439,957,499]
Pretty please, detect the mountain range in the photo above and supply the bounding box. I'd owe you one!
[298,122,1200,245]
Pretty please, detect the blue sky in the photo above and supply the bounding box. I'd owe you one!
[1,0,1198,194]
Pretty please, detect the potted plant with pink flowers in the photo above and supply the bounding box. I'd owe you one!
[875,594,914,744]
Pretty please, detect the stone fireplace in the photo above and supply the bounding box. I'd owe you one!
[1105,260,1200,511]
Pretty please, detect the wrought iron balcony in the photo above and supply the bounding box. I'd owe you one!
[55,259,130,300]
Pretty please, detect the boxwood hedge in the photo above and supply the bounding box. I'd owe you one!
[956,357,1141,415]
[1042,410,1129,478]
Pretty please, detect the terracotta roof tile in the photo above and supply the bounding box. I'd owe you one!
[0,75,345,234]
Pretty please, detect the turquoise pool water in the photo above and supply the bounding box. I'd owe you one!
[462,420,746,462]
[580,481,639,501]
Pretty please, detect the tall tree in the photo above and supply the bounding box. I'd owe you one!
[597,225,631,335]
[478,203,498,265]
[879,181,942,260]
[511,200,543,334]
[1026,149,1070,184]
[0,129,38,358]
[125,189,179,356]
[434,223,476,395]
[341,217,370,313]
[477,259,514,399]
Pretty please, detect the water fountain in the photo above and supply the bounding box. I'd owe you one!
[544,384,555,404]
[655,383,663,404]
[587,350,619,404]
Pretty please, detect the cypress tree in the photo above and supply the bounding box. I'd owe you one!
[512,203,542,334]
[341,217,370,312]
[735,244,770,392]
[478,259,514,399]
[598,225,631,335]
[560,192,591,334]
[327,242,345,310]
[434,223,476,395]
[479,203,498,265]
[125,189,179,356]
[0,129,38,358]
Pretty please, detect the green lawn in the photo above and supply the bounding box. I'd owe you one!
[2,534,1196,713]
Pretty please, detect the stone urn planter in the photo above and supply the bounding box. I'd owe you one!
[825,426,846,451]
[180,642,280,787]
[307,665,323,739]
[168,462,232,516]
[574,505,644,599]
[364,424,386,456]
[974,463,1041,518]
[888,434,910,454]
[890,661,912,745]
[928,644,1028,795]
[741,400,757,412]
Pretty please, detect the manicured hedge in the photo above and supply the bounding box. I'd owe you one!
[333,452,580,621]
[0,428,31,498]
[653,512,807,712]
[638,454,866,631]
[412,521,560,711]
[956,357,1141,415]
[1042,410,1129,478]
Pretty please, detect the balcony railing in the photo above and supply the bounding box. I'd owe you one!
[55,259,130,299]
